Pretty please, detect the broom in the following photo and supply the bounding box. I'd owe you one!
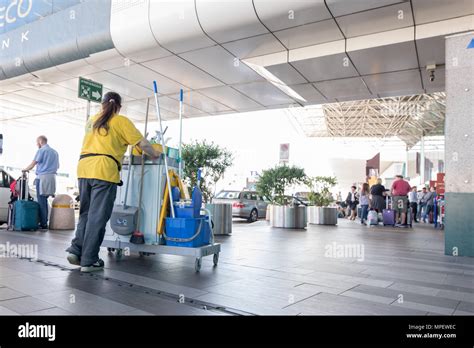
[130,98,150,244]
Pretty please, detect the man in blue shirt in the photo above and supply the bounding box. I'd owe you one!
[23,136,59,229]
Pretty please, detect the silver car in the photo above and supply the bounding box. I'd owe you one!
[212,190,269,222]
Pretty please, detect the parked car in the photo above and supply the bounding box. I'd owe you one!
[0,169,15,224]
[212,190,269,222]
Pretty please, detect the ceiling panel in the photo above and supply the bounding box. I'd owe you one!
[109,64,186,95]
[84,71,150,99]
[55,59,104,77]
[417,36,446,67]
[85,49,126,70]
[326,0,407,17]
[232,81,296,106]
[196,0,267,43]
[314,77,372,101]
[273,19,344,50]
[349,41,418,75]
[223,34,286,59]
[173,91,233,114]
[36,84,82,102]
[363,69,423,95]
[412,0,474,24]
[149,0,214,54]
[142,56,224,90]
[291,53,359,82]
[266,63,307,85]
[253,0,331,31]
[155,95,205,117]
[289,83,327,104]
[335,2,413,38]
[179,45,264,84]
[198,86,262,110]
[27,67,74,84]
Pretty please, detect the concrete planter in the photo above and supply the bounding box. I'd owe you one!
[307,206,338,225]
[270,205,307,229]
[205,203,232,235]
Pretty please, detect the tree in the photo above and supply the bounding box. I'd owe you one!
[256,165,307,205]
[181,140,233,203]
[307,176,338,207]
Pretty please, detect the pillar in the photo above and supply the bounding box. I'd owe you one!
[444,32,474,257]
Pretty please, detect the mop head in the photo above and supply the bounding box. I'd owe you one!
[130,230,145,244]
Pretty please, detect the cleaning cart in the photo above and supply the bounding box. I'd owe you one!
[101,83,220,272]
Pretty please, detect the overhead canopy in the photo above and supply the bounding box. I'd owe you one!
[0,0,472,128]
[287,92,446,149]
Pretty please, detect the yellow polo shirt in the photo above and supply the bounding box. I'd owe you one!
[77,114,143,183]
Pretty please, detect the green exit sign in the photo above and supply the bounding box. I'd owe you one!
[78,77,103,103]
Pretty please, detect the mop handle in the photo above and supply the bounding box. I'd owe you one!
[153,81,175,218]
[178,89,183,179]
[123,146,132,209]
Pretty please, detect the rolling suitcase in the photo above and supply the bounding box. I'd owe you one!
[13,172,39,231]
[383,196,396,226]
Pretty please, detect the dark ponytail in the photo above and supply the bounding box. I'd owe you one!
[93,91,122,135]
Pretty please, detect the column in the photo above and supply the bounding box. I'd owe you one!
[444,32,474,257]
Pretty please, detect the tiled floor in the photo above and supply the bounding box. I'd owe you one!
[0,219,473,316]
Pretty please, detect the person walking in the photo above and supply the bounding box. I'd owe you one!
[22,135,59,230]
[418,187,428,221]
[390,175,411,226]
[370,178,386,213]
[359,183,370,225]
[408,186,418,223]
[422,187,436,223]
[66,92,162,273]
[346,186,359,221]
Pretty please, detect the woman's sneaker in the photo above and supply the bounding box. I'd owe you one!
[67,253,80,266]
[80,259,104,273]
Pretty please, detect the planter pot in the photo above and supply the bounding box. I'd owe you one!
[266,204,273,222]
[307,206,338,225]
[271,205,307,229]
[205,203,232,235]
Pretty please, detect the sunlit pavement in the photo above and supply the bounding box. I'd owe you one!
[0,219,473,316]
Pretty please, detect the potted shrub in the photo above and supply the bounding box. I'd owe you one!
[307,176,338,225]
[256,165,307,229]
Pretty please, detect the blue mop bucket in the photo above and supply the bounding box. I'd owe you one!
[164,216,211,248]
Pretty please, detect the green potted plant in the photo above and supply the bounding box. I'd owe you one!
[307,176,338,225]
[256,165,307,229]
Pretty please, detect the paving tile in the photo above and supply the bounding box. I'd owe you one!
[27,307,73,315]
[392,301,455,315]
[0,274,71,296]
[103,269,207,298]
[101,289,211,316]
[388,282,440,297]
[0,296,56,314]
[0,305,20,315]
[0,287,28,301]
[340,290,394,304]
[35,289,139,315]
[456,301,474,313]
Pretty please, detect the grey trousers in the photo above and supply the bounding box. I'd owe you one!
[66,178,117,266]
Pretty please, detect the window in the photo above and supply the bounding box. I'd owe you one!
[250,194,258,200]
[215,191,240,199]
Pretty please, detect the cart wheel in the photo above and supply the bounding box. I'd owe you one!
[107,248,115,253]
[115,249,123,260]
[195,258,202,272]
[213,253,219,267]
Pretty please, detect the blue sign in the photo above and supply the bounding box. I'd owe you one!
[468,38,474,49]
[0,0,81,34]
